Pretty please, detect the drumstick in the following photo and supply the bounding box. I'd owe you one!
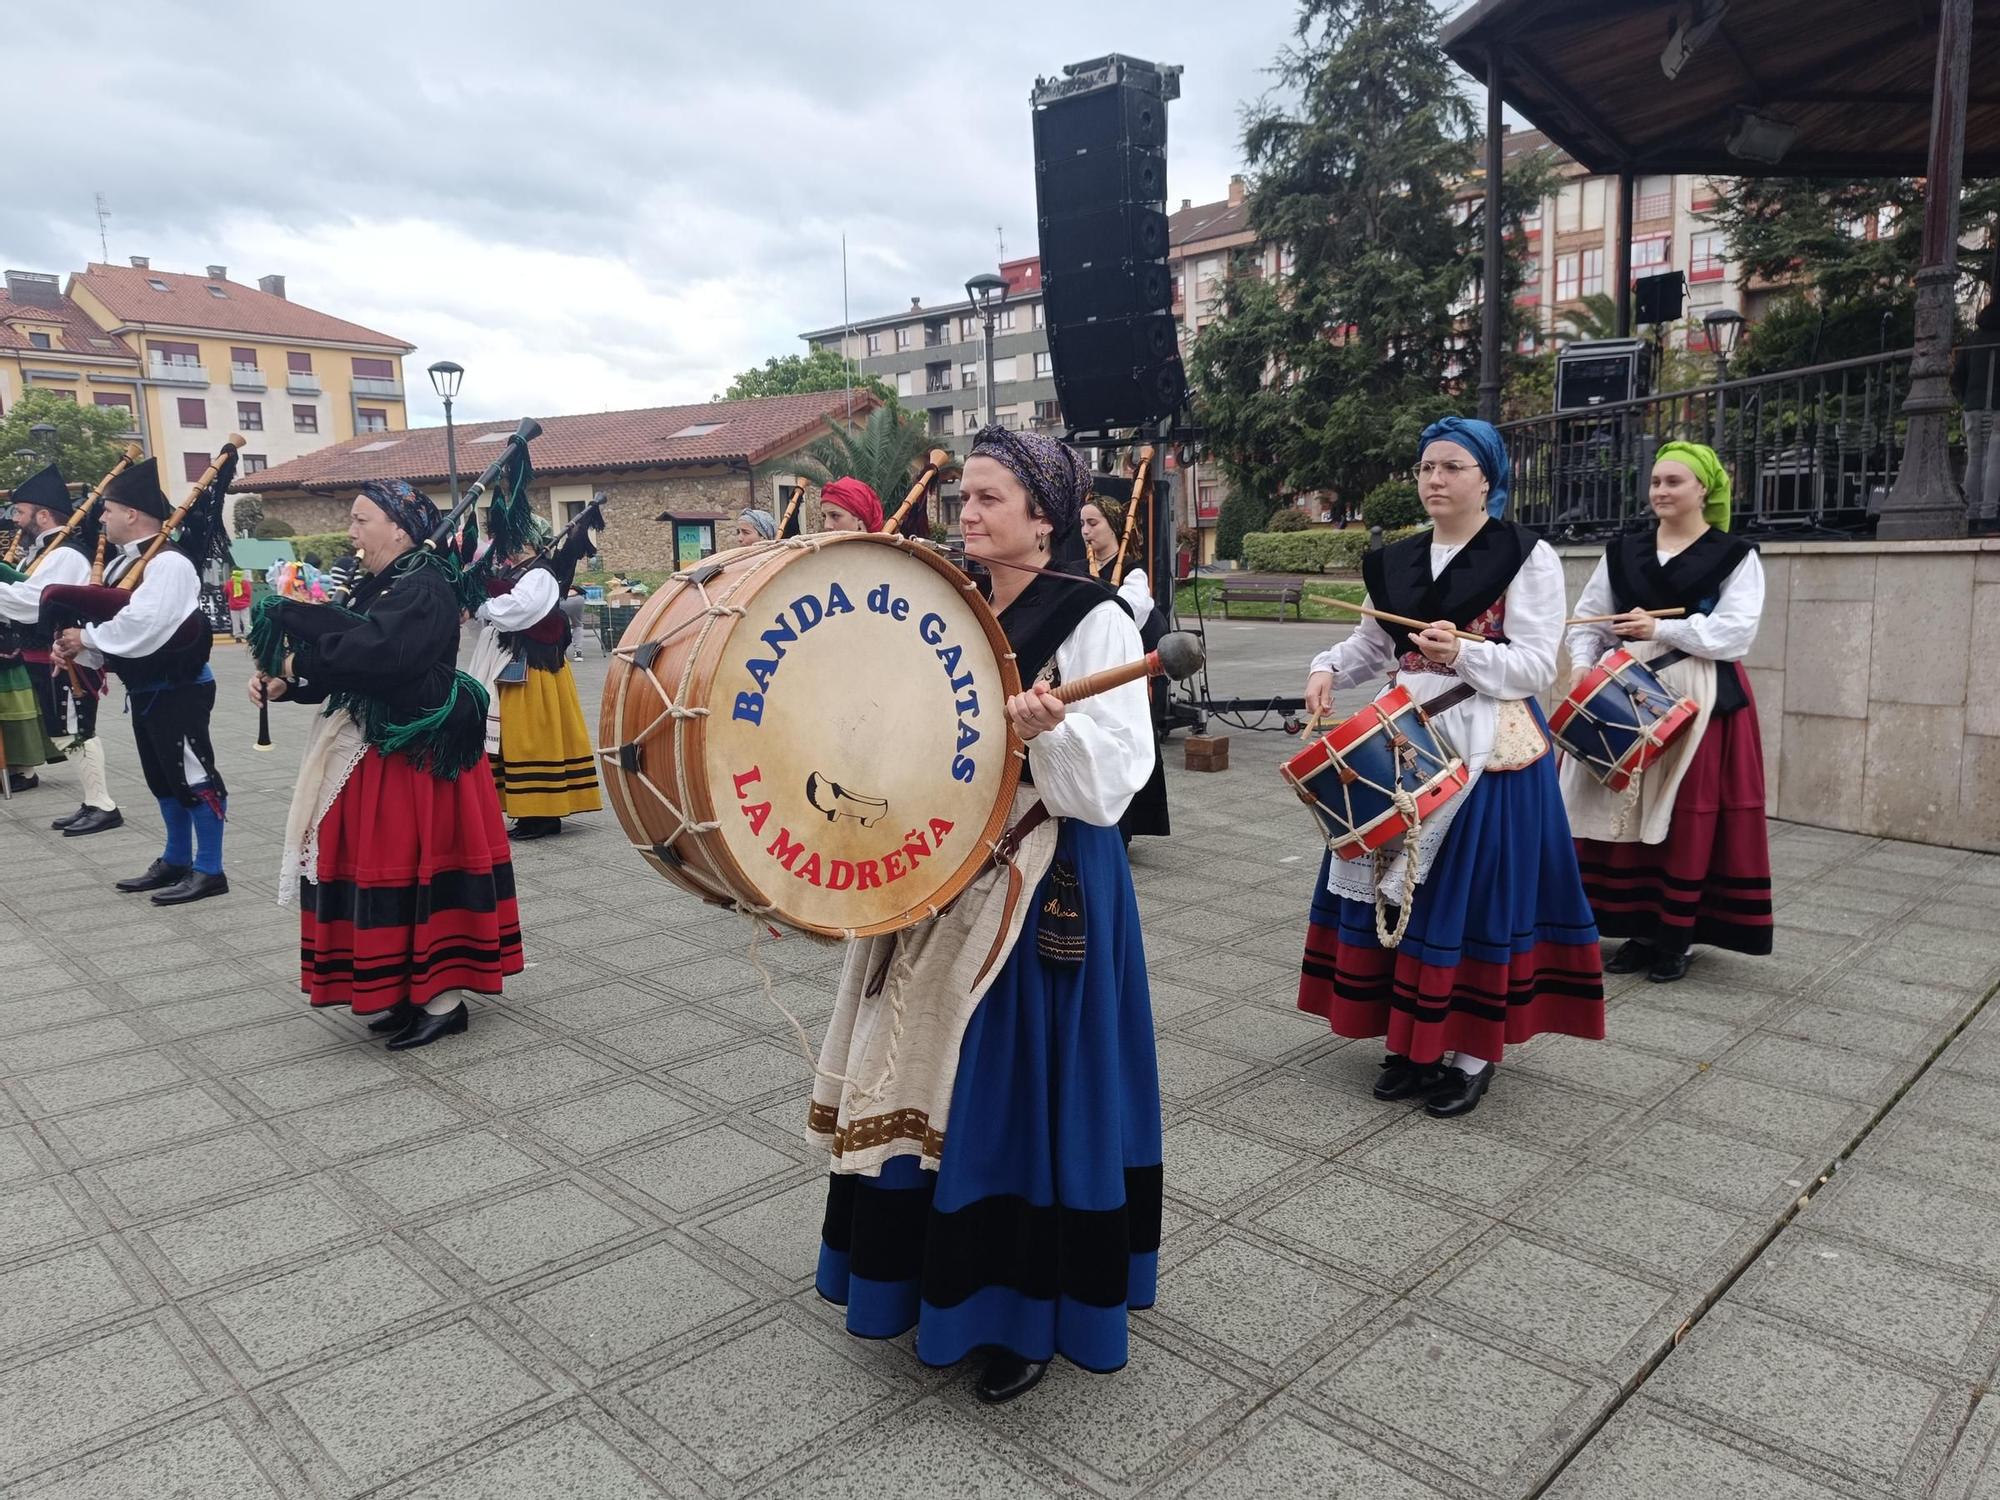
[1322,597,1483,643]
[1564,606,1687,625]
[1048,632,1205,706]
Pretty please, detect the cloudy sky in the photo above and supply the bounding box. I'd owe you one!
[5,1,1475,427]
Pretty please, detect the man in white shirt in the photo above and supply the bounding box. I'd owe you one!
[50,458,228,905]
[0,464,123,833]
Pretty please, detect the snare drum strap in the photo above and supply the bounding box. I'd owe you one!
[974,801,1053,989]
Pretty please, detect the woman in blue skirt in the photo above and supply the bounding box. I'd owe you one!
[1298,417,1604,1118]
[813,426,1162,1404]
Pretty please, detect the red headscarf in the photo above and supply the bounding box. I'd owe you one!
[821,477,883,532]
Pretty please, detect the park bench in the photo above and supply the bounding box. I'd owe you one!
[1218,579,1305,621]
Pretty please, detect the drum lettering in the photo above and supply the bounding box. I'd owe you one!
[956,721,979,754]
[826,859,855,891]
[746,657,779,692]
[956,690,979,717]
[741,800,770,835]
[790,593,824,633]
[799,852,824,885]
[732,767,763,797]
[826,581,856,617]
[936,642,962,677]
[768,825,807,871]
[854,860,883,890]
[930,817,954,847]
[883,848,906,881]
[760,616,798,659]
[866,583,911,622]
[732,691,764,725]
[919,611,946,645]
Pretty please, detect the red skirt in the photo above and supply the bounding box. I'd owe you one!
[300,747,524,1013]
[1575,673,1772,956]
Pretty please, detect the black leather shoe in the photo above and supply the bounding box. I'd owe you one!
[1425,1065,1494,1118]
[63,806,124,837]
[152,871,228,906]
[366,1001,420,1035]
[51,804,88,830]
[1605,939,1657,974]
[974,1352,1049,1405]
[4,771,39,793]
[1373,1054,1444,1101]
[386,1003,469,1050]
[1648,950,1693,984]
[116,859,191,893]
[509,817,562,840]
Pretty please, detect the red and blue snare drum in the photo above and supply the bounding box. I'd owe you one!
[1548,648,1699,793]
[1281,685,1471,861]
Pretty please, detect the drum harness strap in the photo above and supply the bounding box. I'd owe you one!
[1566,647,1693,839]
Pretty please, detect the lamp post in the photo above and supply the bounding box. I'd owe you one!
[28,422,57,461]
[427,361,465,508]
[964,272,1009,428]
[1703,309,1745,450]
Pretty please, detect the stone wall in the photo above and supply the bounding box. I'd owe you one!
[262,494,353,536]
[1556,538,2000,852]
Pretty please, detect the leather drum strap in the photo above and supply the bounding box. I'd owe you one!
[973,800,1052,988]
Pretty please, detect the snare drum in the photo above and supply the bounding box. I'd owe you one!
[599,534,1022,939]
[1281,685,1470,861]
[1548,648,1698,793]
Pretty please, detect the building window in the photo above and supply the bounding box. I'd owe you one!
[959,315,977,341]
[1554,178,1607,233]
[927,407,952,437]
[1555,253,1580,301]
[894,326,912,351]
[1635,175,1673,221]
[1279,244,1298,276]
[286,352,313,374]
[238,401,263,430]
[1690,231,1726,282]
[94,393,132,413]
[1032,302,1046,330]
[146,277,170,292]
[230,346,256,368]
[865,332,882,355]
[997,308,1018,331]
[46,389,76,402]
[183,452,210,482]
[357,407,389,433]
[996,409,1021,430]
[293,405,318,434]
[177,397,207,428]
[1633,235,1671,269]
[991,355,1018,384]
[925,362,951,393]
[27,332,50,349]
[148,339,200,370]
[1690,181,1720,213]
[242,454,267,474]
[1580,248,1605,296]
[959,362,978,388]
[352,357,394,380]
[1033,352,1053,378]
[924,322,949,348]
[206,284,228,299]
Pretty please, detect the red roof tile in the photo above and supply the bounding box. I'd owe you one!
[231,388,884,494]
[0,287,136,361]
[73,263,412,350]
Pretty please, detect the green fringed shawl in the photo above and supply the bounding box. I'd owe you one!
[252,550,490,779]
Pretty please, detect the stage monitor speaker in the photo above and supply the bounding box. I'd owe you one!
[1555,338,1654,411]
[1634,271,1687,326]
[1031,53,1186,432]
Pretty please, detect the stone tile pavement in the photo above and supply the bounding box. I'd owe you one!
[0,636,1996,1498]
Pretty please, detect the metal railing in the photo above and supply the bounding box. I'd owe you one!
[286,372,321,395]
[147,357,208,386]
[1500,349,1917,537]
[230,365,265,391]
[351,376,402,397]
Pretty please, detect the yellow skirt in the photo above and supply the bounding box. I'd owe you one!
[491,660,603,817]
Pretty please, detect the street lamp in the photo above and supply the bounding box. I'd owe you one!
[964,272,1009,428]
[427,360,465,508]
[28,422,57,459]
[1702,309,1746,449]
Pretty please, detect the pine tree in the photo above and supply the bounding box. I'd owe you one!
[1188,0,1546,546]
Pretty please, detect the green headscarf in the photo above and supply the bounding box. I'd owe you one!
[1653,441,1731,531]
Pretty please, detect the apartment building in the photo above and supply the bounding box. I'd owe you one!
[1,258,415,492]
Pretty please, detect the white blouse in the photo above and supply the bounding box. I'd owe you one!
[1027,600,1154,826]
[0,531,86,623]
[79,547,200,662]
[1564,549,1765,671]
[1116,567,1154,632]
[475,567,559,631]
[1309,537,1566,774]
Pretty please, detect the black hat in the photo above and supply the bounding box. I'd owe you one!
[102,456,171,522]
[11,463,72,518]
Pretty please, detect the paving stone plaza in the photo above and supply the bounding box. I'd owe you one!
[3,625,1999,1499]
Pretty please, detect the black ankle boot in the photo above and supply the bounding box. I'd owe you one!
[1373,1054,1444,1101]
[1605,939,1657,974]
[1425,1065,1494,1118]
[974,1352,1049,1405]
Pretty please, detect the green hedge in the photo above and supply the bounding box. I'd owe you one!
[1361,479,1426,530]
[1240,525,1427,574]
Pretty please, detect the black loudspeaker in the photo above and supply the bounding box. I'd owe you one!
[1555,339,1654,410]
[1033,55,1187,432]
[1634,271,1686,326]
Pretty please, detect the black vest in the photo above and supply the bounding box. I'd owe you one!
[1603,527,1756,714]
[1359,518,1539,657]
[100,546,211,690]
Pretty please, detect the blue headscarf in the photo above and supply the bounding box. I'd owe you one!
[740,508,777,540]
[358,479,441,544]
[1419,416,1510,518]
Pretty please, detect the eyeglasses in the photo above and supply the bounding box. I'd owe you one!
[1416,460,1479,477]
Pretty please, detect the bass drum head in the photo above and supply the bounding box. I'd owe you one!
[699,535,1018,936]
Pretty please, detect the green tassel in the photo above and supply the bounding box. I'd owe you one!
[248,594,290,676]
[333,670,489,780]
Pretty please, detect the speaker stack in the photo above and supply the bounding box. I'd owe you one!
[1032,55,1187,435]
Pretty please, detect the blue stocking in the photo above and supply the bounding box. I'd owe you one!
[158,797,194,867]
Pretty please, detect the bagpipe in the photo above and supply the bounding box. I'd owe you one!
[882,448,953,539]
[1111,445,1155,588]
[27,444,145,585]
[40,438,241,672]
[256,418,543,750]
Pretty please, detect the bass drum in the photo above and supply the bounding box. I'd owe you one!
[599,533,1022,939]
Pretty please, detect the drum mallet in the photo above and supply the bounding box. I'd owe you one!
[1051,632,1205,705]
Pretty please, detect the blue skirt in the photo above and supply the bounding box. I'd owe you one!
[1300,736,1605,1065]
[816,818,1163,1373]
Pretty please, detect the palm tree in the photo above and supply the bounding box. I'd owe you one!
[1555,292,1622,344]
[757,402,943,525]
